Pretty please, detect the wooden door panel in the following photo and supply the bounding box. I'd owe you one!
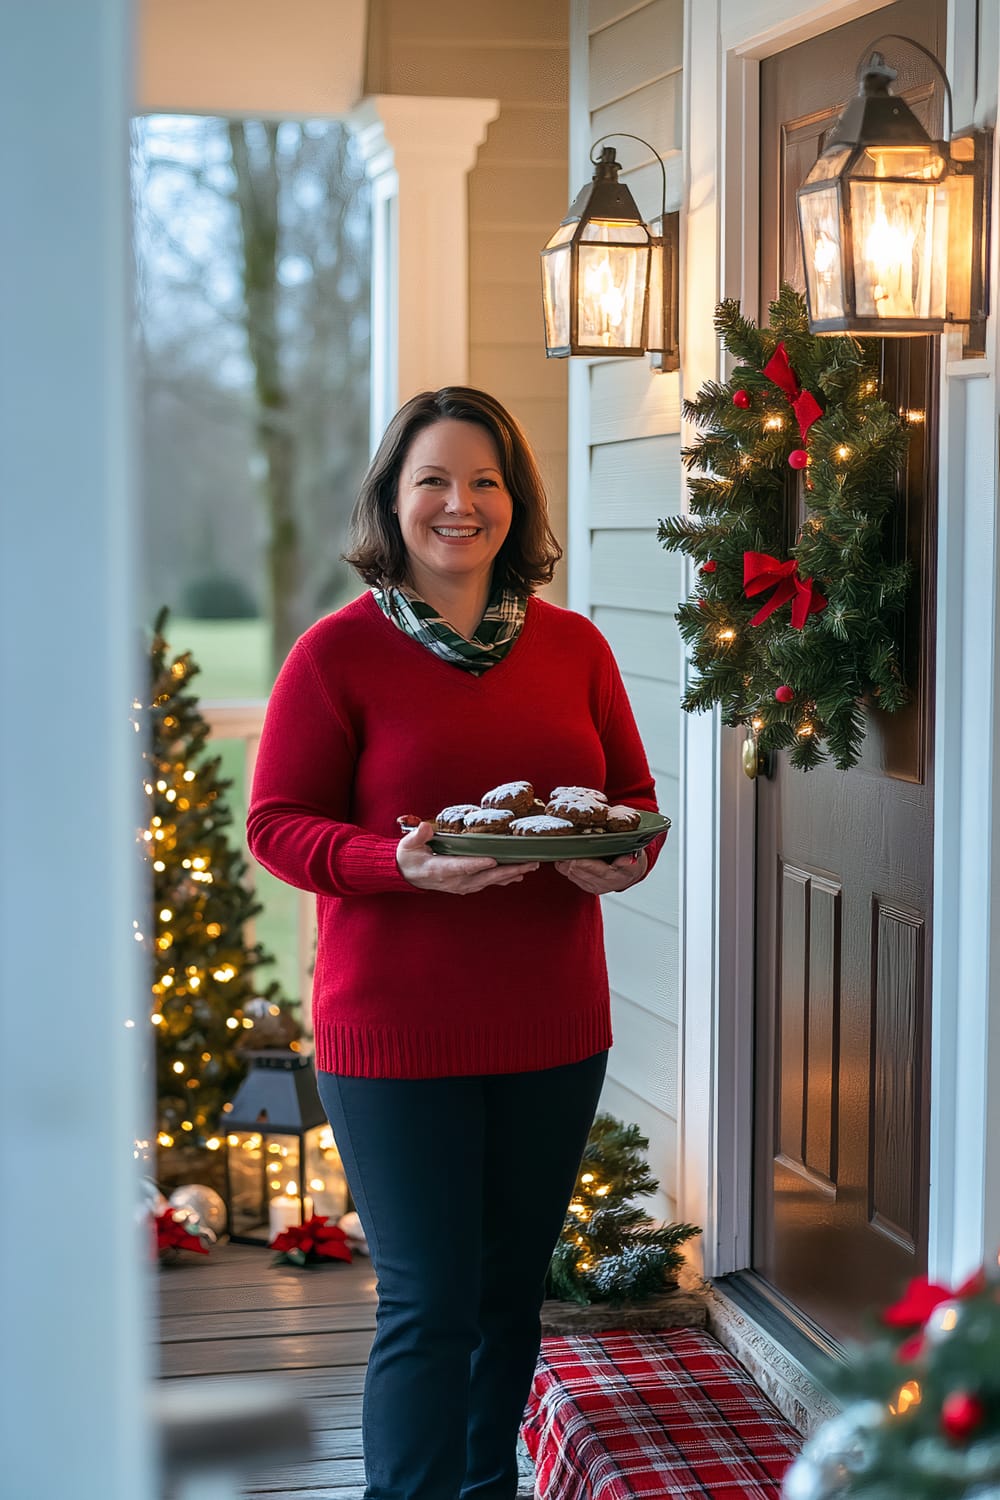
[870,903,925,1251]
[754,0,940,1340]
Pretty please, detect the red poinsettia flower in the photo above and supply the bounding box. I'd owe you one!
[271,1214,352,1266]
[154,1207,210,1257]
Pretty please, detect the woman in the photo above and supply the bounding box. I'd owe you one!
[247,387,663,1500]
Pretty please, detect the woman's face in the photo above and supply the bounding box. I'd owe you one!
[394,419,514,598]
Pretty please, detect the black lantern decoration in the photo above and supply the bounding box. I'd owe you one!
[541,134,679,369]
[797,35,992,336]
[224,1050,348,1246]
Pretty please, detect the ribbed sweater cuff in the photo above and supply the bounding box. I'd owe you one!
[337,833,416,895]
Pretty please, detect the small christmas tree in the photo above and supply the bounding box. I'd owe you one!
[659,286,913,771]
[783,1267,1000,1499]
[547,1113,701,1305]
[135,609,290,1148]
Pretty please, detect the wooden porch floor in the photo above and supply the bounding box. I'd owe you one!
[157,1240,536,1497]
[158,1240,375,1497]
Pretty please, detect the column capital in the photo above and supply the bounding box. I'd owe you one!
[350,94,499,179]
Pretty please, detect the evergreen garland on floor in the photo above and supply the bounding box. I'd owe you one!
[659,286,914,771]
[547,1114,701,1305]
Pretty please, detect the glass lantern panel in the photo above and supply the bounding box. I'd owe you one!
[647,240,663,350]
[544,221,577,251]
[855,145,947,181]
[304,1123,350,1223]
[798,185,846,324]
[849,177,948,321]
[227,1129,267,1239]
[944,167,974,322]
[579,220,649,244]
[541,244,571,351]
[803,146,852,184]
[576,242,648,350]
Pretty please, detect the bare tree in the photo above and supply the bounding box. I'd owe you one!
[133,115,371,678]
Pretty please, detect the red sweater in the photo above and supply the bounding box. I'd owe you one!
[247,591,662,1078]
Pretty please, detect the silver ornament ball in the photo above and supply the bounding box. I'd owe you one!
[169,1183,227,1235]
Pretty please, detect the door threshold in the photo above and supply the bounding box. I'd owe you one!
[707,1272,843,1437]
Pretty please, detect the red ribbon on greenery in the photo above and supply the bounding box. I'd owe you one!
[762,342,823,440]
[743,551,828,629]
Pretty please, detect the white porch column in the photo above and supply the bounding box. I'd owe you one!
[0,4,152,1498]
[351,95,499,445]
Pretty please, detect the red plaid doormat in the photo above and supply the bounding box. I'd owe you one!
[521,1328,801,1499]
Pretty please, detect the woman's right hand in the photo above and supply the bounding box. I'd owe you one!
[396,820,539,895]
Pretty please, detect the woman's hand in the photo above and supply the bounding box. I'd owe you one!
[553,849,648,895]
[396,821,540,895]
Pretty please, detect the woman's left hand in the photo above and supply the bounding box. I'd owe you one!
[553,849,648,894]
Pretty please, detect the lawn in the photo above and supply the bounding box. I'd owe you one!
[165,616,304,1024]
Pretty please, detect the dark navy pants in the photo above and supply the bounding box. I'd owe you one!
[317,1049,609,1500]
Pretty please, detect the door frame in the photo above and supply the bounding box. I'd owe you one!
[679,0,1000,1290]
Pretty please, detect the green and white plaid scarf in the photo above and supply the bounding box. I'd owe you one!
[372,582,527,674]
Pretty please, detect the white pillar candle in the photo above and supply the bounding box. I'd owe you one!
[268,1195,300,1241]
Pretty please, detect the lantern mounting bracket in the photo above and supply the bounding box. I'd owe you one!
[589,133,668,229]
[857,34,954,138]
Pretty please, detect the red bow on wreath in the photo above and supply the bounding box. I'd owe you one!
[763,342,823,441]
[743,551,828,630]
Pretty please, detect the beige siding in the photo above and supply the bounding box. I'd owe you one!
[574,0,685,1220]
[366,0,570,601]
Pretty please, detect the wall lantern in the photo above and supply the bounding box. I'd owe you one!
[224,1049,348,1246]
[541,134,679,370]
[797,35,992,336]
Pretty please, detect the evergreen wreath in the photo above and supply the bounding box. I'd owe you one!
[659,286,914,771]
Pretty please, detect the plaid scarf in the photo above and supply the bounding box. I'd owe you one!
[372,583,527,674]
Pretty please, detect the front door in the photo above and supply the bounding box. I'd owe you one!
[753,0,942,1342]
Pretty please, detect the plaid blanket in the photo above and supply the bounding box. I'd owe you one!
[521,1329,801,1499]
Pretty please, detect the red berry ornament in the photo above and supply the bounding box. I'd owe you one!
[701,560,718,574]
[775,685,795,704]
[941,1391,986,1443]
[732,389,751,409]
[789,448,809,470]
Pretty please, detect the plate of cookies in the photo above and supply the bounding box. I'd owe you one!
[398,781,670,863]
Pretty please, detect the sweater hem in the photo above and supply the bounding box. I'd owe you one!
[312,1007,613,1079]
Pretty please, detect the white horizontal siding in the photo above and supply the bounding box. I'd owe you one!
[590,527,679,611]
[573,0,683,1233]
[605,903,679,1023]
[623,670,679,779]
[590,434,682,527]
[589,0,683,108]
[590,363,681,443]
[609,988,678,1106]
[591,73,682,168]
[593,605,680,684]
[599,1075,678,1219]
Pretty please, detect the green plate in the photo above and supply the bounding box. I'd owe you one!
[428,810,671,864]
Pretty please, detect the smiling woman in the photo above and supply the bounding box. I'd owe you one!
[393,419,514,638]
[247,384,667,1500]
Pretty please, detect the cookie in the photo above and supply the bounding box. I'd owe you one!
[548,785,609,806]
[434,803,481,832]
[604,804,642,833]
[462,807,514,834]
[545,791,609,827]
[480,780,535,816]
[510,815,577,836]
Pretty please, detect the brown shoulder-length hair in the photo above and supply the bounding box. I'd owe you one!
[342,387,563,594]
